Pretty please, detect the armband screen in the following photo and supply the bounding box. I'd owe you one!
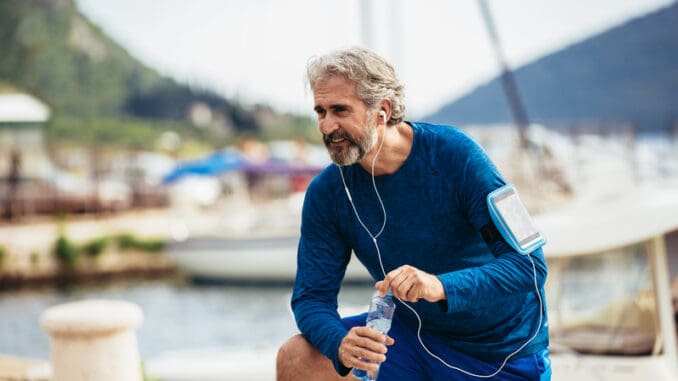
[487,184,546,255]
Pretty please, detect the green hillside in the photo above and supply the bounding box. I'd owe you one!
[0,0,318,152]
[0,0,161,116]
[425,3,678,131]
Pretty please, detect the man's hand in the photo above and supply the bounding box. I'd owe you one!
[338,327,395,372]
[375,265,446,303]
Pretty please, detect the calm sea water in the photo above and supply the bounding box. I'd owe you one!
[0,280,373,361]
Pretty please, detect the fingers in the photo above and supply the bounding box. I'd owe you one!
[352,327,388,355]
[350,356,380,373]
[375,280,387,296]
[339,327,389,371]
[377,265,446,303]
[380,265,420,302]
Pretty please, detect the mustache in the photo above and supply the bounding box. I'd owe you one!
[323,131,357,146]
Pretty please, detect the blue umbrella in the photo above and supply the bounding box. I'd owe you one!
[161,150,245,184]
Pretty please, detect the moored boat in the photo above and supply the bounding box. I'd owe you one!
[537,185,678,380]
[168,234,371,285]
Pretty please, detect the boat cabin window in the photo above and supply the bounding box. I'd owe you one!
[547,242,657,355]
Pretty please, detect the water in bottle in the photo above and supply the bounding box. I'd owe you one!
[351,293,395,381]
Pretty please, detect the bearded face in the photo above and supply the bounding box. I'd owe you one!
[323,114,378,166]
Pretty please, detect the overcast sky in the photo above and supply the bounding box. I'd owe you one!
[76,0,673,119]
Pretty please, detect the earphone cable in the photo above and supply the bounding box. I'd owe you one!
[338,123,543,377]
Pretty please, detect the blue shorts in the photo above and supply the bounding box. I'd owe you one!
[341,313,551,381]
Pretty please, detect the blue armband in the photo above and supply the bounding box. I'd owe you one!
[487,184,546,255]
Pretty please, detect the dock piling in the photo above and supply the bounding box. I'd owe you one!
[40,299,144,381]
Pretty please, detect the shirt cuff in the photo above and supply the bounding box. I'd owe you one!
[437,272,463,313]
[329,333,351,376]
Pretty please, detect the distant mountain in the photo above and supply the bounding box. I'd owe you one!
[0,0,155,116]
[425,3,678,131]
[0,0,262,143]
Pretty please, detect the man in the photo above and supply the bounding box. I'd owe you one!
[277,47,551,380]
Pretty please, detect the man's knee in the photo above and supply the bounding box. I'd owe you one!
[276,335,344,381]
[277,335,312,379]
[278,334,307,364]
[277,334,340,381]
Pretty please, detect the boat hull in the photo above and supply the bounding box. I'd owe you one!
[168,236,372,285]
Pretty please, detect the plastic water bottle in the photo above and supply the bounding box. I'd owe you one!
[352,292,396,381]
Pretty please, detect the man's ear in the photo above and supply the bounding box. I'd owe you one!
[379,100,392,124]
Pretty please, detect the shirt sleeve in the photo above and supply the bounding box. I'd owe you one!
[437,136,548,314]
[290,176,353,375]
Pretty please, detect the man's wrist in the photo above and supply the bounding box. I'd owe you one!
[433,275,447,301]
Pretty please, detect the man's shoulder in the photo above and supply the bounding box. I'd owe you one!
[410,121,481,154]
[411,121,475,143]
[302,165,346,220]
[308,164,341,190]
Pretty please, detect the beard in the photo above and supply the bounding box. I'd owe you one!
[323,117,378,166]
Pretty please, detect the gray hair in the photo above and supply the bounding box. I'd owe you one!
[306,47,405,125]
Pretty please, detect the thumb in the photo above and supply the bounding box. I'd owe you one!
[374,281,387,296]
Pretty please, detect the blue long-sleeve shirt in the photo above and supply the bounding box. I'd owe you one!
[291,122,549,374]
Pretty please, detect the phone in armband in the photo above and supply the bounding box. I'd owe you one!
[487,184,546,255]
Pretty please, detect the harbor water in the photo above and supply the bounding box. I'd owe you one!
[0,280,374,361]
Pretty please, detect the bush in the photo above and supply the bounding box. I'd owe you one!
[82,237,109,257]
[115,233,136,250]
[115,234,166,253]
[133,239,165,253]
[55,235,79,267]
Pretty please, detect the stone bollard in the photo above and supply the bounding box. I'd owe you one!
[40,299,144,381]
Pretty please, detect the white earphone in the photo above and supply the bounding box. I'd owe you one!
[379,110,387,124]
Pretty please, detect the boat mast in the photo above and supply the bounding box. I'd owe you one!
[477,0,530,150]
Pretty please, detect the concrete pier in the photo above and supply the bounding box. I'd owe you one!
[0,354,50,381]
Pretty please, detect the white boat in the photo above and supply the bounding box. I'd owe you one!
[168,234,371,285]
[537,185,678,380]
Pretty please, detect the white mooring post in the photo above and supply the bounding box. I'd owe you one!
[40,299,144,381]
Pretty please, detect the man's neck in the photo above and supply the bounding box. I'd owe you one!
[359,122,413,176]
